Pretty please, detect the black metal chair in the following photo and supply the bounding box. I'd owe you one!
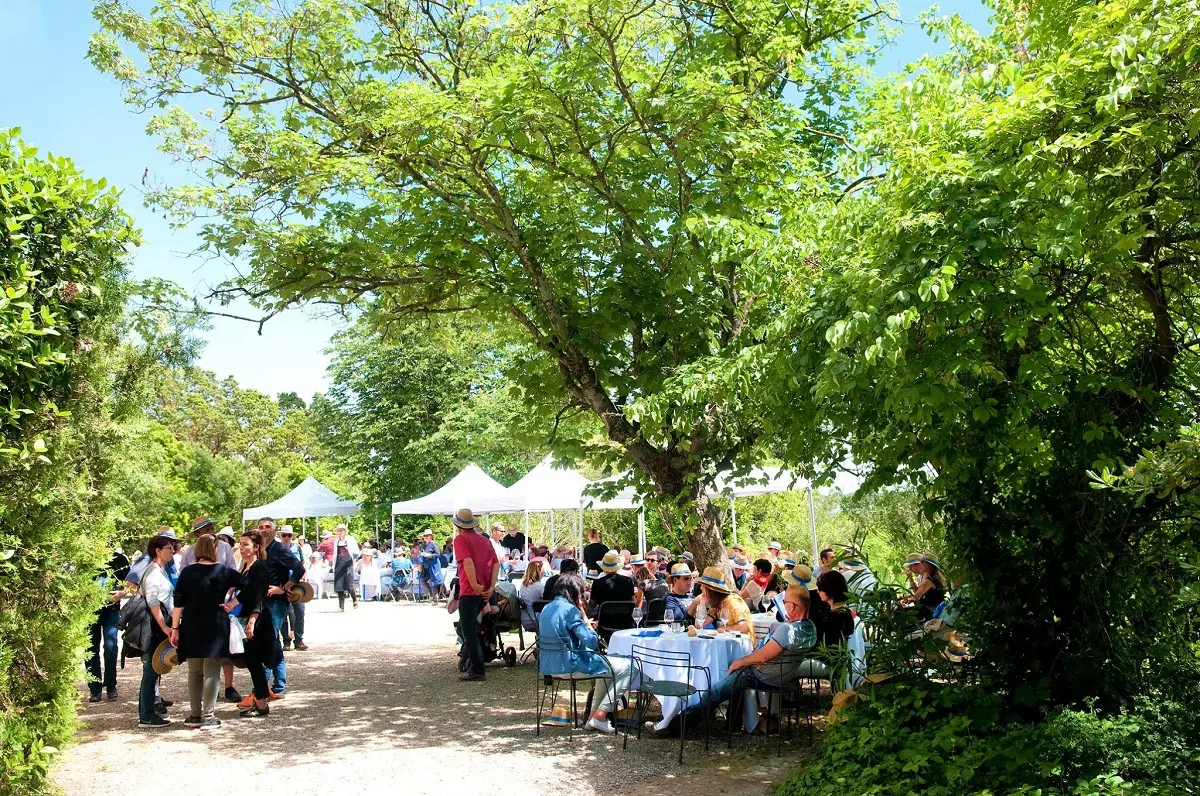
[596,600,637,647]
[534,634,622,743]
[726,646,813,756]
[627,644,712,764]
[644,596,667,626]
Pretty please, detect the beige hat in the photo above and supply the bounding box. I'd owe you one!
[451,508,479,530]
[598,550,623,573]
[697,566,732,594]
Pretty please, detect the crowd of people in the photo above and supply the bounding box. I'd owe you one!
[440,511,951,738]
[88,516,309,729]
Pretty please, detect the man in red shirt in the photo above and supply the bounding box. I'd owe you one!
[451,508,499,681]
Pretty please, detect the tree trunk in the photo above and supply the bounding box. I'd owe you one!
[683,488,727,572]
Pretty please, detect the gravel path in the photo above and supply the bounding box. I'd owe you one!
[55,599,822,796]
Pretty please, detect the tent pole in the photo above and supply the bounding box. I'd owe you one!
[806,485,819,565]
[524,510,529,559]
[390,513,395,554]
[638,509,645,557]
[731,498,738,546]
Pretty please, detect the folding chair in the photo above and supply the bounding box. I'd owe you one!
[627,644,711,764]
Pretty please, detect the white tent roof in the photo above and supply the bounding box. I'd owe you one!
[390,463,525,515]
[581,472,643,510]
[507,455,593,512]
[713,466,808,497]
[242,476,360,521]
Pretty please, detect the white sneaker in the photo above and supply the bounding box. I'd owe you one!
[585,716,615,735]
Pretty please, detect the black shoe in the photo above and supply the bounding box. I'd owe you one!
[224,686,242,703]
[458,672,486,681]
[155,703,168,716]
[294,640,308,651]
[282,643,292,651]
[199,718,221,730]
[88,693,102,703]
[106,688,118,701]
[184,716,202,729]
[158,698,173,708]
[138,716,171,729]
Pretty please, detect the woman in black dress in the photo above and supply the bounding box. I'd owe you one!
[170,533,243,730]
[232,529,283,717]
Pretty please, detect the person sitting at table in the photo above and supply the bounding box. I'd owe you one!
[663,563,694,619]
[650,585,815,737]
[814,570,855,647]
[686,567,755,644]
[539,572,635,735]
[542,558,576,600]
[634,562,668,608]
[517,559,548,630]
[899,553,947,622]
[588,551,636,638]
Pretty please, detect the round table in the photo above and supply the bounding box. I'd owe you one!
[606,627,757,730]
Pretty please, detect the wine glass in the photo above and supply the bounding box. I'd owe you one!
[664,608,675,631]
[632,605,644,628]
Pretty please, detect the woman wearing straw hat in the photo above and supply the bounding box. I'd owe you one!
[900,553,947,621]
[686,567,756,643]
[230,529,283,716]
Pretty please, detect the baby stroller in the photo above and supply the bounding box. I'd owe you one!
[453,579,525,670]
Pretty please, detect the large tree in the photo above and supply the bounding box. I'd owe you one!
[756,0,1200,708]
[90,0,887,566]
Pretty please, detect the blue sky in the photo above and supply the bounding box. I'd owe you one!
[0,0,991,402]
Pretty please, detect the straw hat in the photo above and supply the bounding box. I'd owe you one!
[781,565,812,589]
[543,705,573,726]
[776,550,796,567]
[152,638,179,676]
[697,566,732,594]
[287,582,315,603]
[598,550,623,573]
[321,531,333,539]
[216,527,235,542]
[451,508,479,530]
[651,546,671,560]
[730,554,752,571]
[191,516,214,534]
[906,553,941,570]
[422,528,435,537]
[629,555,647,567]
[667,563,694,579]
[768,541,782,552]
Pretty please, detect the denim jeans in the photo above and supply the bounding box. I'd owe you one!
[87,606,119,696]
[138,653,160,722]
[458,595,484,675]
[289,601,305,642]
[264,599,289,693]
[680,668,758,725]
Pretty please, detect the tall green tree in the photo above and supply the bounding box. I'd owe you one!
[761,0,1200,708]
[90,0,889,567]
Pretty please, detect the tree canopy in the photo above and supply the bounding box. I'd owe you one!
[90,0,890,565]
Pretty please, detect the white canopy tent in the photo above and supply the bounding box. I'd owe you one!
[241,477,360,540]
[389,464,528,551]
[713,466,819,564]
[581,473,646,557]
[506,456,592,556]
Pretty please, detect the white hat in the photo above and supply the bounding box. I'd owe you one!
[768,541,782,551]
[216,527,235,541]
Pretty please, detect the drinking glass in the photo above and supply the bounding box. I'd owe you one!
[664,608,675,632]
[632,606,644,627]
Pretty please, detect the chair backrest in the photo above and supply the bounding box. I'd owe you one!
[596,600,636,639]
[644,596,667,624]
[631,642,692,669]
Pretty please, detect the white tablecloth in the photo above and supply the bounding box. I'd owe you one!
[607,628,758,731]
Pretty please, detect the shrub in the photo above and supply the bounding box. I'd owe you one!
[0,128,136,795]
[776,678,1200,796]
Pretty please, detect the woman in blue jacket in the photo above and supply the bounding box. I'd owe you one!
[538,572,634,735]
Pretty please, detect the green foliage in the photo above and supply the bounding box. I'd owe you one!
[776,679,1200,796]
[752,0,1200,708]
[90,0,891,567]
[0,128,137,795]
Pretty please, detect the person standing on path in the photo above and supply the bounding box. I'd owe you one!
[277,526,307,651]
[183,519,243,703]
[258,517,305,695]
[170,533,243,730]
[137,536,176,729]
[332,523,361,611]
[87,549,129,703]
[231,529,283,717]
[419,529,444,604]
[451,508,499,681]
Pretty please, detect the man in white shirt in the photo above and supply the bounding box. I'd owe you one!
[488,523,507,559]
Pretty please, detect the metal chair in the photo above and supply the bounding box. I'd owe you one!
[644,596,667,626]
[726,646,813,756]
[534,634,621,743]
[627,643,711,764]
[596,600,637,647]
